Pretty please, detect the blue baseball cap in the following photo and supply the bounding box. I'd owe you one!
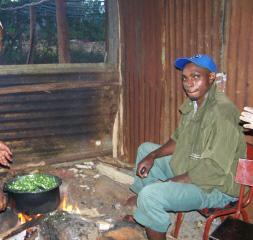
[174,54,218,72]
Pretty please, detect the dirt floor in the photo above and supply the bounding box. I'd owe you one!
[0,158,219,239]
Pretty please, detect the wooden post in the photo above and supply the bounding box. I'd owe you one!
[55,0,71,63]
[26,6,37,64]
[0,22,3,65]
[0,22,3,51]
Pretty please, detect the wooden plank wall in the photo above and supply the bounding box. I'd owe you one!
[0,63,119,166]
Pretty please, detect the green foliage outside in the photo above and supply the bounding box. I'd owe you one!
[0,0,105,65]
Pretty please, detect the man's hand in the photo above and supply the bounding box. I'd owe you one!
[136,154,155,178]
[0,141,12,167]
[136,139,177,179]
[165,173,193,184]
[240,107,253,129]
[0,189,7,211]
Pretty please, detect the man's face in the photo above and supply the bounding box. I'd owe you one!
[182,62,215,106]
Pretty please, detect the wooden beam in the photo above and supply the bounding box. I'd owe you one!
[0,149,112,173]
[0,63,117,76]
[0,81,118,95]
[96,156,134,170]
[96,163,134,185]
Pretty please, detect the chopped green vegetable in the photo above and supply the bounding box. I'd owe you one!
[7,174,58,192]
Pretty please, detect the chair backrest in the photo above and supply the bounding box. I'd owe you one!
[234,157,253,219]
[247,143,253,159]
[235,158,253,187]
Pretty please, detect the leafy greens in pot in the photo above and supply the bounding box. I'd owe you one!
[7,174,58,192]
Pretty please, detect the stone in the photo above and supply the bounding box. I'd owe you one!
[97,220,114,231]
[0,208,19,234]
[38,210,99,240]
[79,208,101,217]
[83,161,94,166]
[75,164,92,169]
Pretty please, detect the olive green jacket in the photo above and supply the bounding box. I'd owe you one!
[170,83,246,197]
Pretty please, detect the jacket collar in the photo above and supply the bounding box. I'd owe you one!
[179,83,217,116]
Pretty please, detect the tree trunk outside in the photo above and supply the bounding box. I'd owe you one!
[26,6,36,64]
[19,23,23,64]
[0,51,3,65]
[55,0,71,63]
[0,22,3,64]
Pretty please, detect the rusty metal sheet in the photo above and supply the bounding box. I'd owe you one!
[119,0,223,163]
[224,0,253,112]
[0,70,119,164]
[119,0,165,162]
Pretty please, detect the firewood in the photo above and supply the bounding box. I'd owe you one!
[96,156,135,170]
[0,215,45,240]
[26,230,38,240]
[96,163,134,185]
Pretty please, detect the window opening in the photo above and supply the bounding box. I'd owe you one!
[0,0,106,65]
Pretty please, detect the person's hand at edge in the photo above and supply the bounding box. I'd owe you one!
[0,141,12,167]
[240,106,253,129]
[0,189,7,211]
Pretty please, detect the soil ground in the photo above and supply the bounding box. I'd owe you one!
[0,158,219,239]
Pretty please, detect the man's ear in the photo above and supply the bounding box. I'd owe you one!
[209,72,216,84]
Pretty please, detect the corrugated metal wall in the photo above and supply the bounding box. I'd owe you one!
[164,0,223,139]
[224,0,253,146]
[119,0,165,162]
[119,0,225,163]
[0,64,119,165]
[118,0,253,222]
[224,0,253,112]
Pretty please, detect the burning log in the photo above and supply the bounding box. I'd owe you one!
[0,214,45,240]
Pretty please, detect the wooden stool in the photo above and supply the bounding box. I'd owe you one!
[209,217,253,240]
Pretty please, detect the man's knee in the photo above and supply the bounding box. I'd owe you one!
[137,142,151,154]
[137,184,157,209]
[137,142,160,157]
[135,184,172,232]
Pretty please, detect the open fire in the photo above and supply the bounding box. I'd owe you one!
[57,193,80,214]
[17,212,42,224]
[0,194,82,240]
[15,193,80,224]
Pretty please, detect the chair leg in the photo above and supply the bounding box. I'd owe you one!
[241,209,249,222]
[173,212,184,239]
[203,215,216,240]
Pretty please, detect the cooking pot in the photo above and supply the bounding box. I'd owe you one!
[4,174,62,215]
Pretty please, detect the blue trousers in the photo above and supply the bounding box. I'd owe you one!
[129,142,235,233]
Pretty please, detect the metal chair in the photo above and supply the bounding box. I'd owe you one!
[209,158,253,240]
[173,144,253,240]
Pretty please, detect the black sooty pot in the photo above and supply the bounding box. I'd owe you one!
[4,174,62,215]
